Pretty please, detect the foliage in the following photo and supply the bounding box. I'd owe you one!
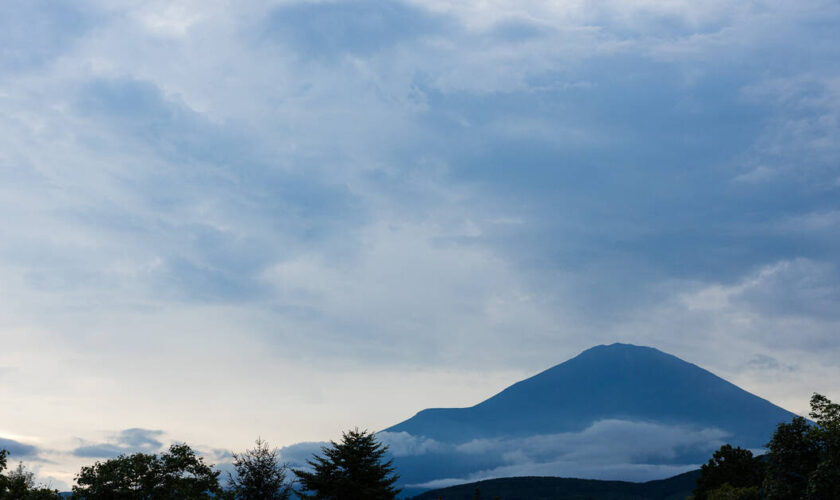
[72,443,222,499]
[805,393,840,499]
[227,438,291,500]
[0,450,62,499]
[763,393,840,499]
[0,451,5,495]
[705,483,760,500]
[763,416,820,499]
[693,445,763,499]
[293,429,400,500]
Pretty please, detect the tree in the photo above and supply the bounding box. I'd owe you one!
[762,393,840,500]
[0,451,61,500]
[0,451,6,496]
[72,443,222,499]
[806,393,840,499]
[705,483,760,500]
[693,444,763,500]
[293,429,400,500]
[227,438,291,500]
[763,416,820,499]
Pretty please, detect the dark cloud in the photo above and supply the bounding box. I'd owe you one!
[0,0,90,70]
[263,0,450,58]
[115,428,164,449]
[747,354,795,372]
[0,437,40,460]
[485,18,552,42]
[72,428,164,458]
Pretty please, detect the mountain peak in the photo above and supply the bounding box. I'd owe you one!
[386,344,797,446]
[578,342,674,357]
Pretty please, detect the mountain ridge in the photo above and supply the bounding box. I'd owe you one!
[385,343,797,447]
[410,469,702,500]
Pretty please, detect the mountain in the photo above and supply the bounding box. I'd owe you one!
[379,343,800,492]
[411,469,701,500]
[386,343,795,447]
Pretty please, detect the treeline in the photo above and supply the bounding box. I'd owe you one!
[3,394,839,500]
[0,452,60,500]
[692,393,839,500]
[0,429,399,499]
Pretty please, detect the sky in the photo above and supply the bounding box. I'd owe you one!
[0,0,839,490]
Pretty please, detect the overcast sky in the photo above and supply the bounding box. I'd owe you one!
[1,0,839,489]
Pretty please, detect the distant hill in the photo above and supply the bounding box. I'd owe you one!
[411,469,701,500]
[381,343,799,490]
[386,343,795,446]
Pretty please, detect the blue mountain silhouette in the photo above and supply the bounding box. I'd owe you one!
[386,343,797,448]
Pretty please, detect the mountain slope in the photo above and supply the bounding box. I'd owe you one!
[410,469,702,500]
[385,343,797,448]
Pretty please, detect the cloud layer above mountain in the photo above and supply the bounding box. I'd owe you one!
[0,0,838,487]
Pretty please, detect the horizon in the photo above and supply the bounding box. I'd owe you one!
[1,0,839,492]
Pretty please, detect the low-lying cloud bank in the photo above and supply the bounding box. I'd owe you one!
[279,419,730,489]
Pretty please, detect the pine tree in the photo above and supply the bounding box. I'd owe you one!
[293,429,400,500]
[228,438,291,500]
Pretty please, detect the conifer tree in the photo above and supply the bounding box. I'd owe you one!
[228,438,291,500]
[293,429,399,500]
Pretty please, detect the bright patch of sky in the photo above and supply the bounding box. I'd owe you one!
[0,0,839,489]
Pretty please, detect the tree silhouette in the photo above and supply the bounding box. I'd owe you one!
[227,438,291,500]
[0,450,62,499]
[693,444,762,499]
[293,429,399,500]
[72,443,221,499]
[763,416,820,499]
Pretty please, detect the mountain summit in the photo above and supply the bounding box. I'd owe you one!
[361,344,804,491]
[386,343,797,448]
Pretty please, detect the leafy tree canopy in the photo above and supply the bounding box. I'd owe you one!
[694,444,763,500]
[705,483,760,500]
[763,393,840,499]
[0,450,62,500]
[293,429,400,500]
[72,443,222,500]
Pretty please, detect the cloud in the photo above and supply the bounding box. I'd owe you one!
[72,428,165,458]
[0,0,838,487]
[730,260,840,320]
[263,0,451,58]
[373,420,729,487]
[747,354,794,373]
[374,431,446,457]
[277,441,328,468]
[0,437,41,460]
[0,0,91,70]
